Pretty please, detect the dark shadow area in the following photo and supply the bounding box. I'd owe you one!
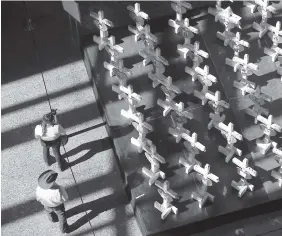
[2,1,82,84]
[2,82,91,116]
[109,125,134,139]
[66,190,128,233]
[1,103,101,150]
[67,122,106,138]
[1,199,42,225]
[64,137,112,167]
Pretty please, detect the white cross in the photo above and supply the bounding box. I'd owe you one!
[257,114,282,133]
[171,0,192,15]
[268,21,282,41]
[229,54,258,79]
[182,133,206,152]
[140,47,169,67]
[206,91,230,111]
[272,142,282,162]
[105,36,124,62]
[178,41,209,61]
[193,164,220,186]
[127,3,149,26]
[104,59,131,78]
[230,32,250,56]
[90,10,114,31]
[194,65,217,86]
[119,85,141,104]
[218,122,243,144]
[214,6,241,29]
[144,24,158,44]
[232,157,257,179]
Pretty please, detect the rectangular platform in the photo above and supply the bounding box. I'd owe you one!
[82,2,282,235]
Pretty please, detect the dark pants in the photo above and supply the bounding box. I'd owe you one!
[44,204,68,233]
[40,138,65,170]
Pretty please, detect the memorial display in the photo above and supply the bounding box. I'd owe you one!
[85,1,282,235]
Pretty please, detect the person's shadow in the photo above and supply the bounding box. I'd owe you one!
[63,137,112,167]
[66,191,128,232]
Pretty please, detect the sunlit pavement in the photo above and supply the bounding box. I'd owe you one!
[1,2,141,235]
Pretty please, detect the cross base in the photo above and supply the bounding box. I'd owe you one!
[194,88,209,106]
[216,31,235,47]
[168,126,191,143]
[253,22,268,38]
[231,178,254,198]
[131,136,147,153]
[264,47,282,62]
[218,145,242,163]
[149,72,167,88]
[179,156,201,174]
[256,138,272,154]
[168,19,182,34]
[121,109,139,122]
[271,169,282,187]
[268,32,282,44]
[191,190,214,209]
[155,180,179,199]
[244,106,269,124]
[142,167,165,186]
[185,66,198,81]
[208,112,225,130]
[154,201,178,220]
[93,35,110,51]
[233,80,256,96]
[128,25,144,42]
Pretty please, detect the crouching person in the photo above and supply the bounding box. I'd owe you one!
[36,170,69,234]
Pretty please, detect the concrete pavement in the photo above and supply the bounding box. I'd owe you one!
[1,2,141,236]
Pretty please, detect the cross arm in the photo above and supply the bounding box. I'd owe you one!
[193,164,220,183]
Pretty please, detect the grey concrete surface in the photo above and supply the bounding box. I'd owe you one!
[1,2,141,236]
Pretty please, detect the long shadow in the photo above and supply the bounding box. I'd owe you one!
[1,169,127,226]
[1,103,101,150]
[63,137,112,167]
[67,122,106,138]
[2,82,91,116]
[1,199,42,225]
[66,190,128,233]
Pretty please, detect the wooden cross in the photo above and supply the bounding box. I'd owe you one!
[90,10,113,33]
[127,3,149,27]
[218,122,243,145]
[105,36,124,62]
[104,59,131,78]
[257,114,282,137]
[140,47,169,67]
[230,32,250,57]
[182,133,206,152]
[194,65,217,86]
[178,41,209,63]
[171,0,192,15]
[268,21,282,45]
[194,164,219,186]
[154,188,178,220]
[206,91,230,113]
[214,6,241,30]
[232,157,257,179]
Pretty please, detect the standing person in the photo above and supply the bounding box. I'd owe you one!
[35,110,68,171]
[36,170,69,234]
